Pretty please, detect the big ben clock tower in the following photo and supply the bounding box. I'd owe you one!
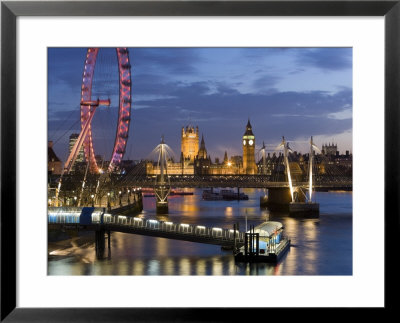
[242,119,257,174]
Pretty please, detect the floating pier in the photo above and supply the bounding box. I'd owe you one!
[234,221,290,263]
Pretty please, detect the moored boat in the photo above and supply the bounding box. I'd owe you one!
[144,189,194,198]
[202,189,248,201]
[202,189,223,200]
[220,189,249,200]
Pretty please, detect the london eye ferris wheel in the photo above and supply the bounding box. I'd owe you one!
[64,47,132,174]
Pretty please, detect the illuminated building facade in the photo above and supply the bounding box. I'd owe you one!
[69,133,85,163]
[242,119,257,174]
[181,126,199,163]
[146,159,195,175]
[322,143,338,156]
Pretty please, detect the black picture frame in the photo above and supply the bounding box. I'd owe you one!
[1,1,398,321]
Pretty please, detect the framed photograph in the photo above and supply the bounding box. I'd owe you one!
[1,1,398,320]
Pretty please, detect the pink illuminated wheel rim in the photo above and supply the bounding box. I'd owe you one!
[80,48,132,173]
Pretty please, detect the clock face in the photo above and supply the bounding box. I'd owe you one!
[249,139,254,146]
[243,140,246,145]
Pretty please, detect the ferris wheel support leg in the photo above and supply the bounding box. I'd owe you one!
[65,109,96,173]
[54,177,63,207]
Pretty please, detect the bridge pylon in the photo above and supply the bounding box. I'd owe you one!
[155,182,169,214]
[154,136,171,214]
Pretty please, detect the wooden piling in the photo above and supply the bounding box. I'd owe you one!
[95,229,105,259]
[244,233,248,256]
[233,224,237,253]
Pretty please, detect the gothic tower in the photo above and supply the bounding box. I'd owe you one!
[197,134,208,159]
[242,119,256,174]
[194,134,211,175]
[181,125,199,163]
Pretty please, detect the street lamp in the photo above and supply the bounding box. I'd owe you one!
[91,194,94,207]
[245,208,248,232]
[107,192,111,211]
[119,191,122,206]
[74,196,77,206]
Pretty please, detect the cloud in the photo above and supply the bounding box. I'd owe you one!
[252,75,281,90]
[295,48,352,71]
[131,48,201,75]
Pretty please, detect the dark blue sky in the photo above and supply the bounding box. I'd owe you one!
[48,47,352,163]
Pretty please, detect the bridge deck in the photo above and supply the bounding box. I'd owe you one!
[117,175,352,189]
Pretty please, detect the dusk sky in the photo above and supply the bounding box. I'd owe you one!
[48,47,352,163]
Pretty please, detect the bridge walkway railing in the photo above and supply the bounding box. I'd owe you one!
[103,214,245,244]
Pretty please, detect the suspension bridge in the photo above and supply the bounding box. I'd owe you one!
[115,174,352,189]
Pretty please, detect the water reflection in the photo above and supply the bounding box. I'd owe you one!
[225,206,233,218]
[48,190,352,276]
[156,237,168,257]
[163,259,175,275]
[148,260,160,275]
[133,261,144,275]
[196,259,206,275]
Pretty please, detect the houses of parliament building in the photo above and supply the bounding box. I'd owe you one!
[146,120,258,176]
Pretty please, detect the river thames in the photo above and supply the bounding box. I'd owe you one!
[48,189,352,276]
